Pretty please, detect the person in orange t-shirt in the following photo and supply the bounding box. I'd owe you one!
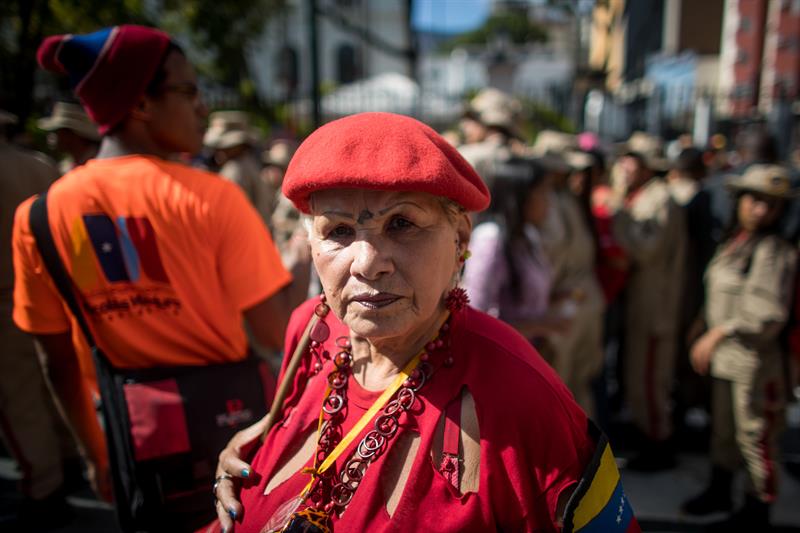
[12,26,310,504]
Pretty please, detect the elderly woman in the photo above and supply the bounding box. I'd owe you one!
[209,113,638,533]
[682,164,798,530]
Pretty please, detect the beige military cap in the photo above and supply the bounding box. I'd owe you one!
[726,164,797,198]
[204,110,262,150]
[37,101,101,141]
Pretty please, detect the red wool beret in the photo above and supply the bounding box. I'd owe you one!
[37,25,170,134]
[282,112,490,213]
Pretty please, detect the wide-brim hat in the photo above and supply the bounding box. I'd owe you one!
[262,140,294,169]
[615,131,669,172]
[283,112,490,214]
[204,110,261,149]
[725,164,798,199]
[37,101,101,141]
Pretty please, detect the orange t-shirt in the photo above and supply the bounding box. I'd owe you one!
[12,155,291,387]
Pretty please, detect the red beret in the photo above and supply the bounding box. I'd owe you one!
[37,25,170,134]
[282,112,490,213]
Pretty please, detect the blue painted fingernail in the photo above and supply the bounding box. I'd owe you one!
[241,468,250,478]
[229,508,237,520]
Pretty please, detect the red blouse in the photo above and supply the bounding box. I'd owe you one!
[230,298,593,532]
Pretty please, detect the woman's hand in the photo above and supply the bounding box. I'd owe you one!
[215,414,272,531]
[86,457,113,502]
[690,326,727,376]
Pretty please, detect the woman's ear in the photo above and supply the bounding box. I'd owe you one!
[455,212,472,257]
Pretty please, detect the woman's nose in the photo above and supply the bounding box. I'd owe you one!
[350,238,393,280]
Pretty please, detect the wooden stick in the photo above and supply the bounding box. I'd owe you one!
[261,314,319,441]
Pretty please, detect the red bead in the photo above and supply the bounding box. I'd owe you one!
[314,362,323,372]
[334,351,351,367]
[426,341,436,352]
[442,323,449,331]
[411,369,421,380]
[332,377,343,388]
[436,339,444,349]
[315,303,330,317]
[324,502,335,513]
[320,293,327,302]
[420,352,429,361]
[444,356,454,367]
[311,340,319,348]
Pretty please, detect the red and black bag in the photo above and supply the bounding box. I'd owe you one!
[30,193,275,532]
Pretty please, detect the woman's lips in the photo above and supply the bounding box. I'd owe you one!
[351,293,400,309]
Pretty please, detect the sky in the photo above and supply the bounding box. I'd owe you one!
[412,0,492,34]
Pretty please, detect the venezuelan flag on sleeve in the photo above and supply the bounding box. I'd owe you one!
[561,424,641,533]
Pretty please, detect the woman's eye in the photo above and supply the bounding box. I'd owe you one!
[387,216,414,231]
[328,224,355,238]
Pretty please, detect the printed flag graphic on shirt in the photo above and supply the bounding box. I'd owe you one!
[562,424,641,533]
[71,214,169,289]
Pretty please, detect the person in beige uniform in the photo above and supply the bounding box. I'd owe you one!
[0,110,75,527]
[612,133,686,470]
[204,111,275,224]
[37,101,100,173]
[535,136,605,418]
[682,165,797,530]
[457,88,522,186]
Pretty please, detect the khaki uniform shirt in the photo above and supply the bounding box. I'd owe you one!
[0,144,58,293]
[706,235,797,382]
[219,152,276,226]
[613,178,686,333]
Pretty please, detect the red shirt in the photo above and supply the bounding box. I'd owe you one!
[233,298,593,532]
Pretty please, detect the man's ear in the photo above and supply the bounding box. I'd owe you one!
[128,95,153,122]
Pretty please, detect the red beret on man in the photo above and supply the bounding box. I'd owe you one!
[282,112,490,213]
[37,25,170,134]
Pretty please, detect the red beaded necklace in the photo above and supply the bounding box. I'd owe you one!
[271,295,458,533]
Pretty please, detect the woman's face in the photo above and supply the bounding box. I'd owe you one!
[737,191,784,232]
[308,189,471,344]
[523,181,550,227]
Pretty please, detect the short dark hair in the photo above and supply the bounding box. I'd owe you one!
[144,41,184,97]
[674,147,706,181]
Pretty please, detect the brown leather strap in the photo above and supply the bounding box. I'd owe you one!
[439,393,462,490]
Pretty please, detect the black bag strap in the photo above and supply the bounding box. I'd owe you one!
[28,193,99,350]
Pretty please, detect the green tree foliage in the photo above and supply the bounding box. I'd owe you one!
[159,0,285,100]
[440,11,548,53]
[0,0,149,127]
[0,0,283,130]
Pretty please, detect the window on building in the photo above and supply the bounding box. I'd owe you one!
[740,16,751,32]
[277,46,299,92]
[336,43,361,84]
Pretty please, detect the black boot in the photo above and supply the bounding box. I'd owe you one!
[681,466,733,516]
[708,494,771,532]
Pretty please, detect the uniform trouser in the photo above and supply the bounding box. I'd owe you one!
[624,327,677,441]
[0,300,71,499]
[711,377,785,503]
[549,299,604,419]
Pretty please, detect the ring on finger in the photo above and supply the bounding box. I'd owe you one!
[213,473,234,499]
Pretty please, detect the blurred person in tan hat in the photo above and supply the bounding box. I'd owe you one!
[682,164,797,530]
[612,132,687,471]
[533,133,605,418]
[457,88,525,185]
[0,109,80,528]
[205,110,275,225]
[37,101,100,173]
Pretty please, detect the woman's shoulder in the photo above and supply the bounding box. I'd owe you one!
[455,307,583,414]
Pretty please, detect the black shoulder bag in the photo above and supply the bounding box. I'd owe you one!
[30,193,275,532]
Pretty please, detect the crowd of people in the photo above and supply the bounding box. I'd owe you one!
[0,22,798,533]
